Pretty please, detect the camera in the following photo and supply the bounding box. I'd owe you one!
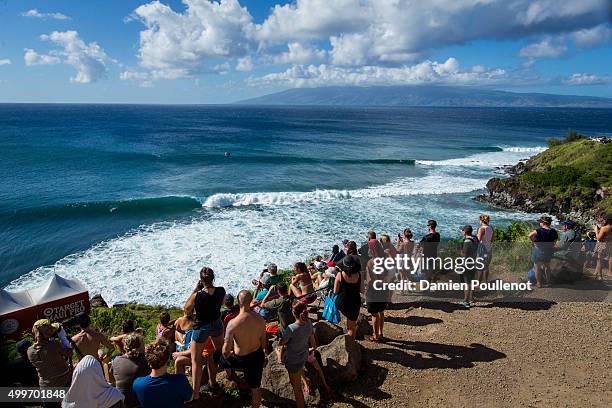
[60,312,87,329]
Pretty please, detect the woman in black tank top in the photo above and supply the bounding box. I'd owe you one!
[184,267,226,400]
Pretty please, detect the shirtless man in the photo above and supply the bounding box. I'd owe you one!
[217,290,266,408]
[71,313,115,360]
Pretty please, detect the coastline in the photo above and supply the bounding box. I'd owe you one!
[476,136,611,225]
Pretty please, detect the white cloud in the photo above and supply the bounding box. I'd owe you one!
[518,37,567,58]
[236,56,254,72]
[214,62,231,74]
[21,9,70,20]
[274,42,325,64]
[255,0,368,43]
[571,24,612,48]
[127,0,612,86]
[24,49,60,66]
[248,58,508,87]
[256,0,609,66]
[0,59,11,66]
[25,31,109,83]
[131,0,255,79]
[562,73,611,86]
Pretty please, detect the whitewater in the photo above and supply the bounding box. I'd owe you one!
[7,146,543,306]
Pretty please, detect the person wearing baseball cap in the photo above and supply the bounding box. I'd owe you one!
[558,220,579,251]
[27,319,72,388]
[253,273,273,319]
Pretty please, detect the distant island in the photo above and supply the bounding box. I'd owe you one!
[236,85,612,108]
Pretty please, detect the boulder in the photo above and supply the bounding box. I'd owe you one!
[549,254,584,283]
[355,313,372,340]
[313,320,344,345]
[260,349,321,405]
[319,334,362,385]
[90,294,108,308]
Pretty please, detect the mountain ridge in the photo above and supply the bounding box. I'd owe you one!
[236,85,612,107]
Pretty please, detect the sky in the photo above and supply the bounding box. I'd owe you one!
[0,0,611,104]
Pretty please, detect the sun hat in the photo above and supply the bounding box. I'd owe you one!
[337,255,360,275]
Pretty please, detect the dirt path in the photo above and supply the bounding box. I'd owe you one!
[329,294,611,408]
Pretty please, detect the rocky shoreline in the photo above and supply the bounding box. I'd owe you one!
[476,137,611,225]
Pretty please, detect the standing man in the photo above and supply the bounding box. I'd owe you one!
[27,320,72,390]
[420,220,441,280]
[459,225,479,308]
[217,290,267,408]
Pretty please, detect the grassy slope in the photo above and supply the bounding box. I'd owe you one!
[515,138,612,214]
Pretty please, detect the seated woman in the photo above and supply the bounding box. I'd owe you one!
[111,334,151,408]
[172,336,211,376]
[63,355,124,408]
[289,262,316,304]
[174,312,195,352]
[156,312,176,350]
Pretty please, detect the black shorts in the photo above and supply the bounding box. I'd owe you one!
[366,301,387,314]
[217,348,265,388]
[460,269,476,283]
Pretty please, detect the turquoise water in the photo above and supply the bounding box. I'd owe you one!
[2,105,611,305]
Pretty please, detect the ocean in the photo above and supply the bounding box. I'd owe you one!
[2,104,611,306]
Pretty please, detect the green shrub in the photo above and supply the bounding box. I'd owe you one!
[493,221,533,243]
[577,174,599,188]
[547,129,588,147]
[522,166,581,188]
[90,304,181,343]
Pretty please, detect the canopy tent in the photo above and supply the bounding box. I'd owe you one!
[0,274,90,340]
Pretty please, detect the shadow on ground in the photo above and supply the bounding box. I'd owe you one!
[385,315,443,326]
[336,356,392,406]
[374,339,507,370]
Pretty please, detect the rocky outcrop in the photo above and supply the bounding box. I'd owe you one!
[313,321,344,345]
[355,313,373,340]
[90,294,108,308]
[476,176,599,225]
[260,348,322,405]
[318,334,363,385]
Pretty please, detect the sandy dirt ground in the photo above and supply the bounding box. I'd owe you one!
[328,279,611,408]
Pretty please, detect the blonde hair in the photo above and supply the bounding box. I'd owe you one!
[124,334,142,359]
[144,338,170,369]
[479,214,490,225]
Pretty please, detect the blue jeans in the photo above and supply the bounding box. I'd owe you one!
[192,318,223,343]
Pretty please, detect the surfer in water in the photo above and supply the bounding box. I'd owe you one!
[224,152,231,157]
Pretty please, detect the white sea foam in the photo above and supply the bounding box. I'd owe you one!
[203,173,488,208]
[500,146,547,153]
[416,145,546,168]
[7,194,536,306]
[7,145,543,306]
